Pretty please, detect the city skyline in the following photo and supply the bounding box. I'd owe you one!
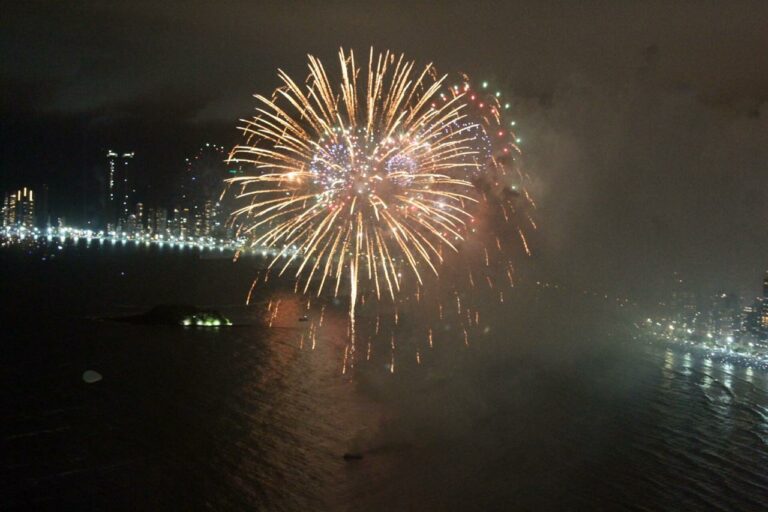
[99,144,234,239]
[0,141,237,232]
[4,2,768,302]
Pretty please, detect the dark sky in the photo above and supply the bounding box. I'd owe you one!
[3,0,768,299]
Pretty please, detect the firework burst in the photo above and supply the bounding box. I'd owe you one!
[228,49,534,371]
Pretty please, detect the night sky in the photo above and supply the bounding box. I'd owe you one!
[3,0,768,299]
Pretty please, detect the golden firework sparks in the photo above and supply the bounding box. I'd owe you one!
[229,49,536,370]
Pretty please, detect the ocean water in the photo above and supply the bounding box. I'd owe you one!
[3,241,768,510]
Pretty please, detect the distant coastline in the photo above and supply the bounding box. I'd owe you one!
[637,329,768,371]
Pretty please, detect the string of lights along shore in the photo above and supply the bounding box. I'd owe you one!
[228,48,535,372]
[637,270,768,370]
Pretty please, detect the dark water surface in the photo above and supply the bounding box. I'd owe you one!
[3,242,768,510]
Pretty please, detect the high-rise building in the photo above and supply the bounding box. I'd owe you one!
[124,214,138,236]
[135,202,144,232]
[203,199,221,237]
[105,150,135,230]
[760,271,768,342]
[2,188,36,228]
[1,192,15,227]
[180,207,190,239]
[742,301,761,337]
[20,188,35,228]
[710,292,739,338]
[191,204,204,237]
[168,208,181,237]
[106,150,118,228]
[153,208,168,238]
[146,207,155,235]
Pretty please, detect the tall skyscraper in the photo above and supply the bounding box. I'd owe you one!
[168,208,181,237]
[1,192,15,227]
[710,292,739,338]
[742,301,761,337]
[135,202,144,231]
[2,188,36,228]
[760,271,768,341]
[180,207,190,238]
[153,208,168,238]
[191,204,203,237]
[203,199,221,237]
[105,150,135,230]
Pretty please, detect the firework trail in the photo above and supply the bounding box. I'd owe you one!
[228,49,534,371]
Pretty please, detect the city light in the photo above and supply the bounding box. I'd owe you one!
[639,272,768,370]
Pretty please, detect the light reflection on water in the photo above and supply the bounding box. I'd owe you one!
[5,243,768,510]
[722,362,733,390]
